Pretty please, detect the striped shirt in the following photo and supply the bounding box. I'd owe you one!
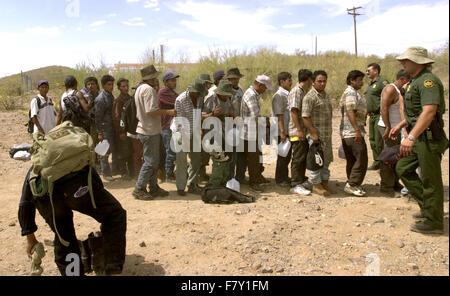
[339,85,367,139]
[240,86,260,141]
[231,86,244,117]
[302,87,333,142]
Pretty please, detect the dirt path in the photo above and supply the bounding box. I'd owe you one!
[0,111,448,276]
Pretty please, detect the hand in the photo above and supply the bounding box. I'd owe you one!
[166,109,176,117]
[389,126,401,140]
[280,132,287,143]
[311,133,319,143]
[297,131,306,141]
[382,127,391,140]
[26,234,39,259]
[213,107,221,116]
[98,133,104,142]
[400,137,414,157]
[120,133,127,141]
[355,131,363,143]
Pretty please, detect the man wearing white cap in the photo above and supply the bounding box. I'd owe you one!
[394,46,448,235]
[240,75,272,192]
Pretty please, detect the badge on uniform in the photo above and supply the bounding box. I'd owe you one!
[373,84,377,88]
[383,80,388,85]
[74,186,89,198]
[424,80,434,88]
[407,85,411,92]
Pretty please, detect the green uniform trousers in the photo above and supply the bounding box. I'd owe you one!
[396,136,448,228]
[369,114,384,166]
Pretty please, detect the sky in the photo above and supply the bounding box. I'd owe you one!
[0,0,448,78]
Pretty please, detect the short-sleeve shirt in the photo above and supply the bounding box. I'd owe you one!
[240,86,260,141]
[135,83,162,136]
[271,87,290,135]
[288,84,307,136]
[339,85,367,139]
[203,94,233,133]
[230,86,244,117]
[364,76,389,113]
[302,87,333,142]
[404,68,445,129]
[174,90,196,136]
[30,94,57,134]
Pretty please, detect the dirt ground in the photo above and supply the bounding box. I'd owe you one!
[0,110,448,276]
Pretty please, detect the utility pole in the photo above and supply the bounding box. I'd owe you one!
[160,44,164,64]
[315,36,317,56]
[347,6,362,56]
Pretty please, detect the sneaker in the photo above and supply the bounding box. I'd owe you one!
[344,183,365,197]
[177,190,186,196]
[401,187,409,196]
[250,183,264,193]
[301,180,313,191]
[132,188,154,200]
[290,185,311,196]
[356,185,367,195]
[412,211,425,219]
[103,176,114,182]
[312,184,330,197]
[410,221,444,235]
[187,184,203,195]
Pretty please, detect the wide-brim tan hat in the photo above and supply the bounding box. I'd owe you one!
[396,46,435,64]
[141,65,161,80]
[214,80,236,97]
[225,68,244,79]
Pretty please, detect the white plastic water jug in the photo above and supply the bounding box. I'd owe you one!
[95,140,110,156]
[277,140,291,157]
[226,178,240,192]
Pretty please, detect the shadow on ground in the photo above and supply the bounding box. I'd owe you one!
[121,254,166,276]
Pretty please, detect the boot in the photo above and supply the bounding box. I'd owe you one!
[78,239,92,274]
[312,183,330,197]
[88,232,105,275]
[321,180,337,194]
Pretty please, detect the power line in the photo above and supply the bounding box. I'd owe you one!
[347,6,363,56]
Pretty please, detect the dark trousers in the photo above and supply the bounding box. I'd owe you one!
[378,126,401,190]
[131,137,143,176]
[243,140,262,185]
[114,134,134,177]
[99,131,115,177]
[290,140,309,187]
[32,168,127,275]
[369,115,384,166]
[342,137,368,186]
[275,137,292,183]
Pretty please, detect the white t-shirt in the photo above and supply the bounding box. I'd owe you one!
[378,83,402,128]
[135,83,161,136]
[30,94,57,134]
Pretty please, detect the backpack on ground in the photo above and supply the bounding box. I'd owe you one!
[62,90,91,132]
[29,121,96,247]
[26,97,42,134]
[201,185,255,204]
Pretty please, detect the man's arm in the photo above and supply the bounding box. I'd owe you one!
[347,109,363,142]
[31,116,44,134]
[400,104,438,157]
[77,91,90,113]
[290,108,305,141]
[302,117,318,143]
[389,92,407,140]
[380,85,395,139]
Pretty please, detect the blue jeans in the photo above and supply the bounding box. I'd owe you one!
[161,129,176,175]
[99,131,115,177]
[136,134,160,192]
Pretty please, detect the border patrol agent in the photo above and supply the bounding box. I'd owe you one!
[364,63,389,170]
[394,46,448,235]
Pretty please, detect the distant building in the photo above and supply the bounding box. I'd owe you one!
[109,63,198,75]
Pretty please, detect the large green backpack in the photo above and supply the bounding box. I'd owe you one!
[29,121,96,246]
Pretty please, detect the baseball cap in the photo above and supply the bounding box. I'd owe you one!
[163,71,180,82]
[255,75,273,91]
[37,80,49,88]
[213,70,225,81]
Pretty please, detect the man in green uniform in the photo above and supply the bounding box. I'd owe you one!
[364,63,389,170]
[393,46,448,235]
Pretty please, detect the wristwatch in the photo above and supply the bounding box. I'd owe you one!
[407,134,416,141]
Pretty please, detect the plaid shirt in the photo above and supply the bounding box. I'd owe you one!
[174,90,199,136]
[288,84,307,136]
[240,86,260,141]
[339,85,367,139]
[302,87,333,142]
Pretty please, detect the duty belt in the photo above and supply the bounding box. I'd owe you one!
[368,111,380,116]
